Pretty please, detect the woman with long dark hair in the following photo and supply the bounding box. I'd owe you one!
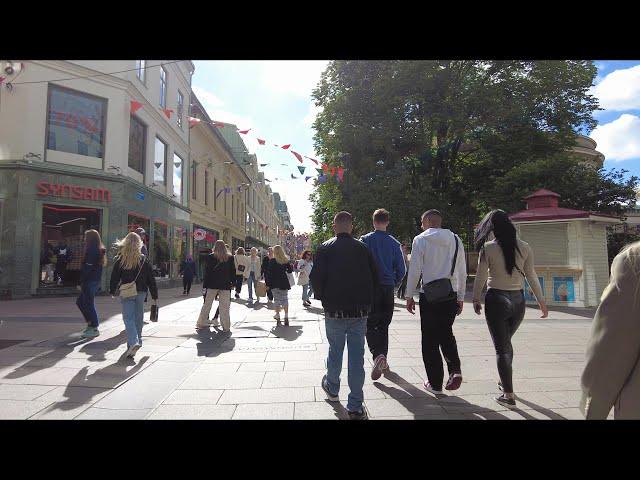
[77,229,107,338]
[472,209,548,409]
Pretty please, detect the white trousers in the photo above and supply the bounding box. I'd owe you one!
[197,289,231,331]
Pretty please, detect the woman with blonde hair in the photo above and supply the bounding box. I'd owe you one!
[77,229,107,338]
[246,247,262,304]
[265,245,294,325]
[234,246,249,299]
[109,232,158,359]
[197,240,236,332]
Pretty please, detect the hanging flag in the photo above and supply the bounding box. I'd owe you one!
[305,176,312,182]
[291,174,298,179]
[130,100,143,114]
[239,129,251,134]
[316,168,323,176]
[0,76,6,85]
[265,178,272,182]
[304,156,320,165]
[291,151,303,163]
[260,163,268,167]
[225,187,232,194]
[322,164,329,174]
[162,108,174,119]
[188,117,201,128]
[213,121,226,128]
[297,166,306,175]
[281,144,291,150]
[330,167,336,177]
[337,166,344,182]
[257,138,266,145]
[318,175,327,184]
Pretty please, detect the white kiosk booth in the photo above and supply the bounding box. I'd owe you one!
[509,189,619,308]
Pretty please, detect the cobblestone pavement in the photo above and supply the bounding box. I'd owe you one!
[0,285,601,419]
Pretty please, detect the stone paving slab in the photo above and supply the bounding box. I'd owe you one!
[232,402,294,420]
[148,404,236,420]
[218,387,315,405]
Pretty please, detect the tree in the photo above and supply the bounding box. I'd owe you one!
[309,60,637,250]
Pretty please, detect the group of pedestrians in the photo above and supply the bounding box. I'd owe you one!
[311,207,549,419]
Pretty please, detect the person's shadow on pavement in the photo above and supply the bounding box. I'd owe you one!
[79,330,128,362]
[270,324,303,342]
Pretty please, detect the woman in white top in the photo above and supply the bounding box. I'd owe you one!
[245,247,262,303]
[234,247,249,299]
[297,250,314,307]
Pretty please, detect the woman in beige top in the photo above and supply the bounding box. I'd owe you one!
[472,210,548,409]
[234,247,249,299]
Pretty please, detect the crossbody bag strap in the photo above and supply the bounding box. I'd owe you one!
[449,233,459,277]
[133,257,145,282]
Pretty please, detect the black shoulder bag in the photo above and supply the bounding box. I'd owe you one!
[422,234,459,304]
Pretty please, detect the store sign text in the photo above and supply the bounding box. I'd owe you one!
[37,181,111,203]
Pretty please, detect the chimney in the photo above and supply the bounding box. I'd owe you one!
[523,189,561,210]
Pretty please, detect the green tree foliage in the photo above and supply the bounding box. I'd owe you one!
[309,60,638,249]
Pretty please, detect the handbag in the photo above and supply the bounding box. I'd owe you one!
[150,303,159,322]
[422,234,459,304]
[285,264,296,288]
[235,256,246,273]
[118,260,145,299]
[256,280,267,298]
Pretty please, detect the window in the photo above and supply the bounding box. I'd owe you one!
[160,66,167,108]
[153,221,169,278]
[136,60,146,83]
[173,153,183,202]
[204,171,209,206]
[214,179,218,211]
[154,137,167,185]
[191,162,197,199]
[47,85,107,159]
[177,91,184,129]
[128,115,146,174]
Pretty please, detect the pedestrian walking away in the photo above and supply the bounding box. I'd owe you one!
[360,208,406,380]
[234,247,249,299]
[297,250,314,307]
[397,243,410,299]
[109,232,158,359]
[265,245,294,326]
[246,247,262,304]
[261,247,274,303]
[310,211,379,420]
[180,253,196,295]
[197,240,236,333]
[77,229,107,338]
[53,240,72,285]
[405,209,467,395]
[581,241,640,419]
[472,210,548,409]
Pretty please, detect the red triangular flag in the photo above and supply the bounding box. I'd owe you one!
[304,156,319,165]
[130,100,143,114]
[189,117,201,128]
[239,129,251,134]
[257,138,266,145]
[162,109,174,119]
[330,167,336,177]
[281,144,291,150]
[213,121,226,128]
[291,151,303,163]
[322,164,329,174]
[337,167,344,182]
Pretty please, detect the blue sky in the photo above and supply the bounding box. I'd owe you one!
[192,60,640,232]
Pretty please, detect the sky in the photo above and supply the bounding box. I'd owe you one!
[191,60,640,232]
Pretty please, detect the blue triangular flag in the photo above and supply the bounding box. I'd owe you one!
[305,176,312,182]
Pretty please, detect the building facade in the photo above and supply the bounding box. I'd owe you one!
[0,60,195,299]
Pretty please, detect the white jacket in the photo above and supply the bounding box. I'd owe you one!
[405,228,467,301]
[297,259,313,285]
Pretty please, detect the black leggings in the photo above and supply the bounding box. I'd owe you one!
[183,277,193,294]
[484,289,526,394]
[235,275,244,295]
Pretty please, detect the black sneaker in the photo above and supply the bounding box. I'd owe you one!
[498,380,504,392]
[348,408,368,420]
[321,375,339,402]
[495,394,516,409]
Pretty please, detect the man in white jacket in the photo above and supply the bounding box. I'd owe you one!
[405,209,467,395]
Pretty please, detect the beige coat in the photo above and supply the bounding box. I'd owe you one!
[244,255,262,279]
[580,241,640,419]
[234,255,249,276]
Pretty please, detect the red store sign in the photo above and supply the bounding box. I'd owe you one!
[37,181,111,203]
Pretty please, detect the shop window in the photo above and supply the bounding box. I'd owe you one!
[39,204,101,288]
[172,226,187,277]
[128,115,146,174]
[47,84,107,159]
[153,221,169,278]
[173,153,183,202]
[154,137,167,185]
[127,213,150,254]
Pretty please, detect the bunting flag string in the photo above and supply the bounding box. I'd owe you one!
[305,176,312,182]
[297,166,306,175]
[130,100,143,114]
[162,109,174,119]
[291,151,303,163]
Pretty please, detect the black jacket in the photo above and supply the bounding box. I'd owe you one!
[261,256,270,279]
[109,254,158,299]
[310,233,379,316]
[180,260,196,280]
[265,258,293,290]
[202,254,236,290]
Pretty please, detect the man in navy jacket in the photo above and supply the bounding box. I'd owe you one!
[360,208,406,381]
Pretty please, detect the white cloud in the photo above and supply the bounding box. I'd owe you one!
[591,114,640,161]
[260,61,329,98]
[270,178,315,232]
[591,64,640,111]
[303,101,323,127]
[192,85,224,110]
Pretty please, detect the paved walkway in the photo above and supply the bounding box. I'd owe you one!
[0,285,600,419]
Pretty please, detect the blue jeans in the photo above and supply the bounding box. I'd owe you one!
[302,284,314,302]
[121,292,146,348]
[324,315,367,412]
[247,272,257,300]
[76,280,101,328]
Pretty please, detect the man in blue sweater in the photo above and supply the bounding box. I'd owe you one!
[360,208,406,380]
